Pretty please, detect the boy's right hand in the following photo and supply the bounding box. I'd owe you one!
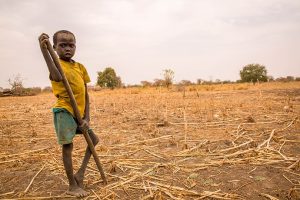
[38,33,50,49]
[79,119,89,133]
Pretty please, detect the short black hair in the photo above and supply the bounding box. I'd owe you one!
[53,30,76,45]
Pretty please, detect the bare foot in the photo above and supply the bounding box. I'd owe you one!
[66,186,89,197]
[74,172,84,189]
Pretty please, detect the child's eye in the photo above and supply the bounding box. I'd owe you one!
[70,44,75,48]
[60,44,66,48]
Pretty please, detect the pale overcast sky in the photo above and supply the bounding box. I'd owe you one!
[0,0,299,88]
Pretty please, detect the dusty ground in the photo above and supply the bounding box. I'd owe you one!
[0,82,299,200]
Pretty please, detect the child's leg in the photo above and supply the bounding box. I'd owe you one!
[62,143,89,197]
[74,130,99,188]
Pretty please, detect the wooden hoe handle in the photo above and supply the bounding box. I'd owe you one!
[45,40,107,185]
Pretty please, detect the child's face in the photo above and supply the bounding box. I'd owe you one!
[54,33,76,61]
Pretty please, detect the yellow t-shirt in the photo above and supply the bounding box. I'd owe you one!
[51,59,91,117]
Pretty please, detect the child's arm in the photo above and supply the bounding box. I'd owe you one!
[38,33,62,82]
[83,84,90,122]
[80,84,90,131]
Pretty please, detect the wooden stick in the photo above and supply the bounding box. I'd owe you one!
[284,169,300,177]
[282,174,294,185]
[0,159,20,164]
[0,191,14,197]
[214,148,254,159]
[148,180,201,196]
[45,40,107,184]
[176,140,208,156]
[24,164,45,193]
[91,189,101,200]
[219,140,252,153]
[183,108,188,149]
[160,189,181,200]
[196,190,221,199]
[287,159,299,170]
[257,129,275,149]
[266,129,275,148]
[116,135,172,147]
[0,147,49,159]
[279,117,297,132]
[4,196,75,200]
[143,148,166,160]
[260,193,279,200]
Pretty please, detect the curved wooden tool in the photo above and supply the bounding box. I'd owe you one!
[45,40,107,185]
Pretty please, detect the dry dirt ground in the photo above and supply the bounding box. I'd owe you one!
[0,83,299,200]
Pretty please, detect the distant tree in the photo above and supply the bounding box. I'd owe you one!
[275,76,296,82]
[240,64,268,83]
[286,76,295,81]
[197,79,204,85]
[153,79,165,87]
[295,77,300,81]
[267,76,274,82]
[116,76,123,88]
[276,77,287,82]
[97,67,121,89]
[25,87,42,95]
[126,84,141,88]
[141,81,152,87]
[8,74,24,95]
[215,79,221,84]
[178,80,193,86]
[223,80,232,84]
[163,69,174,88]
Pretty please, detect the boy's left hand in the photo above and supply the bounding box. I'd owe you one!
[79,119,89,132]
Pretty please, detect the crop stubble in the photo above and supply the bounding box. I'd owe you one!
[0,82,299,199]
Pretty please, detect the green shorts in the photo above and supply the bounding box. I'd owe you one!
[53,108,92,145]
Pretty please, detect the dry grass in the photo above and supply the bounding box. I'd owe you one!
[0,82,299,200]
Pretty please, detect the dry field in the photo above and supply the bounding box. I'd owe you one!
[0,82,300,200]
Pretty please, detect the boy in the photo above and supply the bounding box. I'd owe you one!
[38,30,99,197]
